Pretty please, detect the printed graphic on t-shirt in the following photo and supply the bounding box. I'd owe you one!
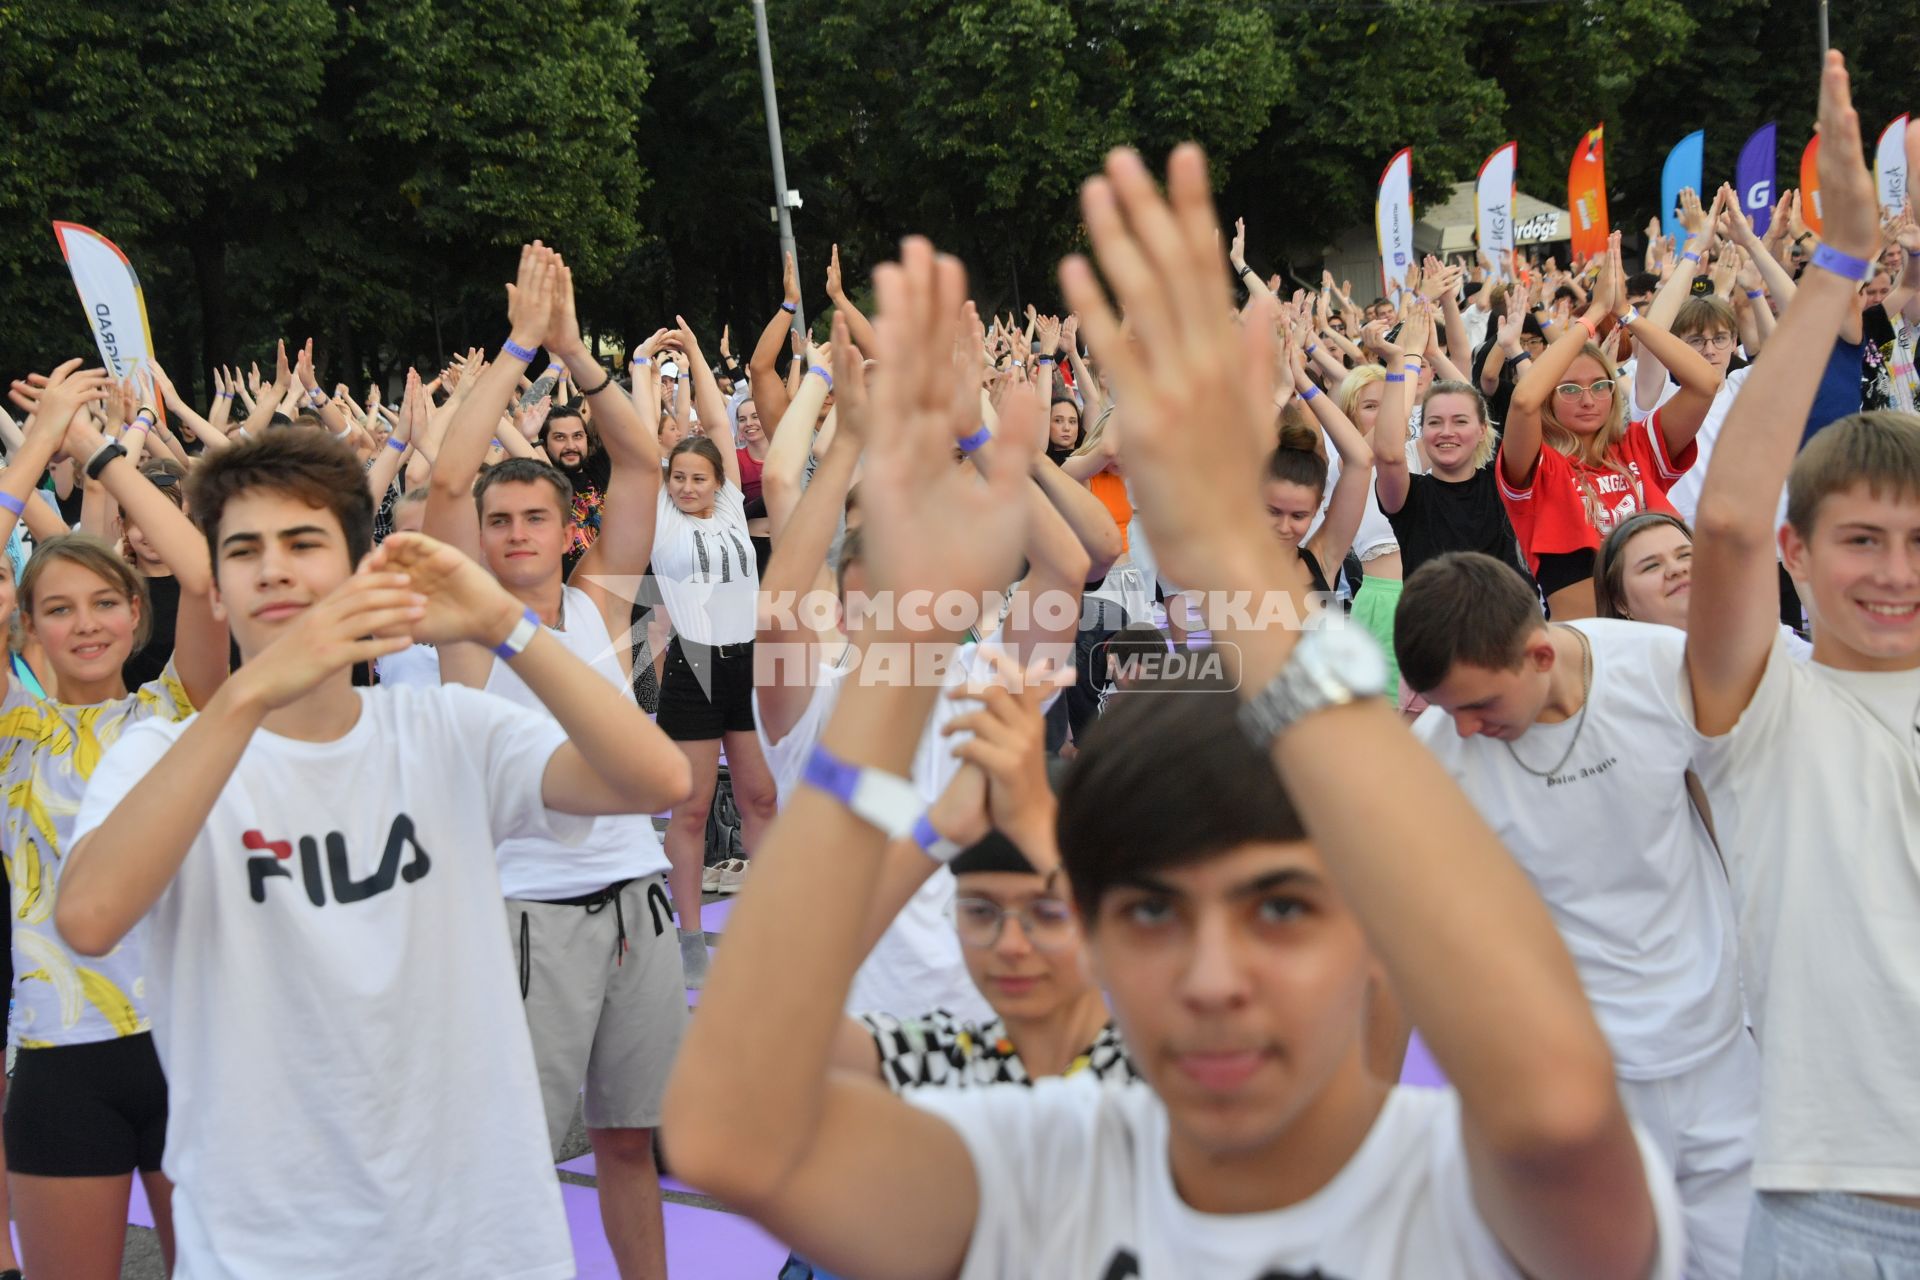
[1100,1251,1343,1280]
[245,814,430,906]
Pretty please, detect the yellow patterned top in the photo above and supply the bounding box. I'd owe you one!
[1,665,194,1048]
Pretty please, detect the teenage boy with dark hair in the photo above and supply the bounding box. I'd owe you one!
[665,157,1684,1280]
[51,417,690,1273]
[1396,550,1755,1278]
[423,245,692,1278]
[1684,54,1920,1272]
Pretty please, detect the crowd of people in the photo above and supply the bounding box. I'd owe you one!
[0,49,1915,1280]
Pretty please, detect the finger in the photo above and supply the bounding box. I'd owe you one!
[950,738,1024,783]
[1092,153,1186,353]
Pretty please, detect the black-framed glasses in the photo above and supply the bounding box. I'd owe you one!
[950,896,1077,952]
[1554,379,1615,401]
[1682,333,1736,352]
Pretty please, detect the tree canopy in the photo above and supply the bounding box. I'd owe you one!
[0,0,1907,397]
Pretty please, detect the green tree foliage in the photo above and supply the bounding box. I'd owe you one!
[0,0,1910,393]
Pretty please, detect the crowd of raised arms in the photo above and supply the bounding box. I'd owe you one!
[0,51,1916,1280]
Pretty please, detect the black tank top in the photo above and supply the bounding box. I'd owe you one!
[1300,547,1331,597]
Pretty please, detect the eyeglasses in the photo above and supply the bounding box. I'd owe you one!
[1682,333,1736,352]
[951,896,1077,952]
[1553,379,1615,401]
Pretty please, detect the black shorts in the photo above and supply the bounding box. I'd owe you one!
[655,637,757,741]
[6,1034,169,1176]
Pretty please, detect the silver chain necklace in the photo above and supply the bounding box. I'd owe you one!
[1504,626,1593,779]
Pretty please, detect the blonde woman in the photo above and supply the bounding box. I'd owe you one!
[1499,234,1721,617]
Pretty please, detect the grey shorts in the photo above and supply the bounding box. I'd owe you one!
[1744,1191,1920,1279]
[507,874,688,1153]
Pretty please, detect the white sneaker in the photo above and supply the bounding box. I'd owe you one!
[701,861,726,894]
[714,858,750,895]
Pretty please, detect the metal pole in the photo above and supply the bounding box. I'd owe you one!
[752,0,804,337]
[1817,0,1829,62]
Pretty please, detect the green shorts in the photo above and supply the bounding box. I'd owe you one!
[1350,575,1403,698]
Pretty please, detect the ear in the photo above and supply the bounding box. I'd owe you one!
[1525,626,1558,672]
[1778,520,1811,590]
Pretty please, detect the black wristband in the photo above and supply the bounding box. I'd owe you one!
[85,441,127,481]
[578,367,616,397]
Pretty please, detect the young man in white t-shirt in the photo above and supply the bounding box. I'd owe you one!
[1683,55,1920,1274]
[422,247,693,1280]
[665,191,1684,1280]
[1396,550,1756,1278]
[52,417,690,1277]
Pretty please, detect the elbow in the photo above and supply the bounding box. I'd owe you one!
[646,751,695,813]
[1692,494,1772,551]
[1474,1036,1624,1166]
[55,892,118,959]
[662,1086,786,1210]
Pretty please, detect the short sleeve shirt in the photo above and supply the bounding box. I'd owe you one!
[1497,412,1696,572]
[859,1010,1138,1092]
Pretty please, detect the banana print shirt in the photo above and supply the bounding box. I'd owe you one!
[1,665,194,1048]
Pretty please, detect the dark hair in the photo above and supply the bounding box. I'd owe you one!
[473,457,573,521]
[187,427,374,570]
[1057,681,1305,919]
[1046,395,1085,463]
[1266,423,1327,497]
[834,524,865,596]
[1394,552,1543,693]
[1625,271,1660,298]
[1595,511,1693,620]
[1100,623,1172,689]
[668,435,726,484]
[538,404,596,458]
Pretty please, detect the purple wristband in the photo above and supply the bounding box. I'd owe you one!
[492,606,541,661]
[808,364,833,389]
[957,424,991,454]
[632,356,651,368]
[781,301,797,314]
[1682,249,1702,264]
[1745,289,1766,300]
[801,743,860,806]
[501,337,538,363]
[1300,384,1320,402]
[1811,243,1874,283]
[385,435,407,452]
[0,492,23,517]
[1384,372,1407,384]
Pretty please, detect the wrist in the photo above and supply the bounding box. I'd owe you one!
[482,596,533,653]
[503,333,541,361]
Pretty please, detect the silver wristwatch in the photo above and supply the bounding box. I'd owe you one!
[1238,625,1389,749]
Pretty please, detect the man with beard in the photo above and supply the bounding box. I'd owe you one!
[540,404,613,576]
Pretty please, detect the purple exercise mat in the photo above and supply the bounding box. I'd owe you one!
[1399,1031,1447,1088]
[562,1181,786,1278]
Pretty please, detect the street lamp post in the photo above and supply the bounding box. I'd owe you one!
[752,0,804,337]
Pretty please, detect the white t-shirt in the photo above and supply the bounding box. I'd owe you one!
[651,483,757,645]
[1681,633,1920,1195]
[754,644,996,1024]
[72,686,581,1279]
[1413,619,1743,1079]
[373,642,440,688]
[911,1079,1685,1280]
[485,585,669,897]
[1656,366,1752,526]
[1317,438,1426,563]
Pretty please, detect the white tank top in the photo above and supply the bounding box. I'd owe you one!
[484,586,669,897]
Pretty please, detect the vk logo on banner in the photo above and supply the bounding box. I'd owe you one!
[1737,123,1778,237]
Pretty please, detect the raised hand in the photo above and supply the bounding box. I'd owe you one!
[1814,52,1879,259]
[1230,217,1248,271]
[1678,187,1709,240]
[518,394,553,440]
[782,250,800,306]
[545,254,587,360]
[1033,312,1061,358]
[719,324,733,360]
[10,360,113,451]
[366,530,524,649]
[860,238,1035,616]
[294,338,321,392]
[505,242,558,353]
[827,310,869,449]
[231,566,425,710]
[1496,287,1528,355]
[942,653,1073,857]
[826,243,845,300]
[1058,145,1279,593]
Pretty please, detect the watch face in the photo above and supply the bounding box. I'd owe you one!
[1314,625,1390,698]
